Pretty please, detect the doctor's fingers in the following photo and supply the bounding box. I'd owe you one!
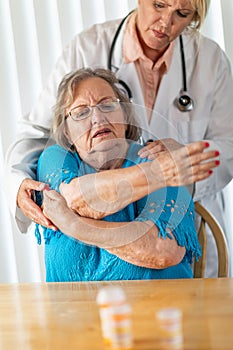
[138,138,184,159]
[138,141,166,158]
[17,178,49,198]
[17,178,54,227]
[19,193,54,228]
[144,140,211,162]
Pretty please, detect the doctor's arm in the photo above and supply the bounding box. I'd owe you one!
[5,122,52,232]
[139,53,233,202]
[193,55,233,201]
[5,37,84,233]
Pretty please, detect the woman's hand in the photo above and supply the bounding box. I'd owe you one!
[59,140,219,221]
[17,178,56,229]
[42,190,186,269]
[42,189,73,229]
[150,141,220,187]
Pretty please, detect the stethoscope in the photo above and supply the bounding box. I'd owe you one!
[107,12,194,112]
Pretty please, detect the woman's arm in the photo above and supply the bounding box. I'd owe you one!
[42,189,186,269]
[60,141,219,218]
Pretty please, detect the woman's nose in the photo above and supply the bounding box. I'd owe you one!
[160,11,173,29]
[91,107,107,124]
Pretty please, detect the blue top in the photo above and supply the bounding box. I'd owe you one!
[36,142,201,282]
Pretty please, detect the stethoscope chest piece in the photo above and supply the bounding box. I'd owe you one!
[109,16,195,112]
[175,91,194,112]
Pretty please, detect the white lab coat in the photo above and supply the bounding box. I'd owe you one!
[6,18,233,277]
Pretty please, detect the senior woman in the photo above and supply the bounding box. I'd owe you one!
[36,68,219,282]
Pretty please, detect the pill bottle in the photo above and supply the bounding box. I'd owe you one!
[96,286,133,350]
[156,307,183,350]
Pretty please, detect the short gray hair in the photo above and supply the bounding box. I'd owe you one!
[51,68,141,151]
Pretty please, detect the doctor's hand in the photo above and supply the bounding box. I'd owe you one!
[17,178,57,230]
[138,138,183,160]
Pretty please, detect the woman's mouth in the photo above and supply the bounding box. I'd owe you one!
[152,29,168,39]
[92,128,112,138]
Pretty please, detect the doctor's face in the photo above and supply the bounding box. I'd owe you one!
[137,0,195,56]
[65,77,128,169]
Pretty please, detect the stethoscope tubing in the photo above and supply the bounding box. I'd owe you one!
[108,11,194,112]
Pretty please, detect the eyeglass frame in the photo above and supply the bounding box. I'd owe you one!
[65,97,121,121]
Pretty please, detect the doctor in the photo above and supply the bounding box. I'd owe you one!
[6,0,233,277]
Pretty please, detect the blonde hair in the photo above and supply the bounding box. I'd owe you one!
[51,68,141,151]
[189,0,210,30]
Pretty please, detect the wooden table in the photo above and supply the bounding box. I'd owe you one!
[0,278,233,349]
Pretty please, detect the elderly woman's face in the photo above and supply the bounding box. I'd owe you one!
[65,77,128,167]
[137,0,195,54]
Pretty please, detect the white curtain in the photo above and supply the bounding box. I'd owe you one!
[0,0,232,282]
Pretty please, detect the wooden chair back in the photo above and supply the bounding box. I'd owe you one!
[194,201,229,278]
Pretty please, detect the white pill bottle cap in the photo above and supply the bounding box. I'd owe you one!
[96,286,127,306]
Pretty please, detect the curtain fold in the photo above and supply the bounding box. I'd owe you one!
[200,0,225,49]
[221,0,233,63]
[0,0,232,282]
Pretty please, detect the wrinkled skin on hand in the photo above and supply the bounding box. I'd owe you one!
[42,189,186,269]
[150,141,219,187]
[42,189,71,226]
[60,140,219,219]
[18,141,219,230]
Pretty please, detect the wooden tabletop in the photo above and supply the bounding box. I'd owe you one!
[0,278,233,350]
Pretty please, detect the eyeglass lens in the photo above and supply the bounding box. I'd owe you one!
[70,98,120,121]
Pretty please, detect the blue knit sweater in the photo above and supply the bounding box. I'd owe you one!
[36,142,201,282]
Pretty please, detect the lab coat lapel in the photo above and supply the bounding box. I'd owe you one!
[119,63,151,140]
[154,38,181,115]
[154,33,195,117]
[149,38,183,139]
[110,20,149,137]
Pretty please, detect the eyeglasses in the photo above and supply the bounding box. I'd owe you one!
[65,97,120,121]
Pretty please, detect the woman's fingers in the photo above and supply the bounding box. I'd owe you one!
[192,158,220,173]
[174,158,219,186]
[43,189,62,201]
[189,150,220,167]
[174,141,219,168]
[42,190,67,212]
[150,140,220,187]
[186,141,210,154]
[42,190,68,230]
